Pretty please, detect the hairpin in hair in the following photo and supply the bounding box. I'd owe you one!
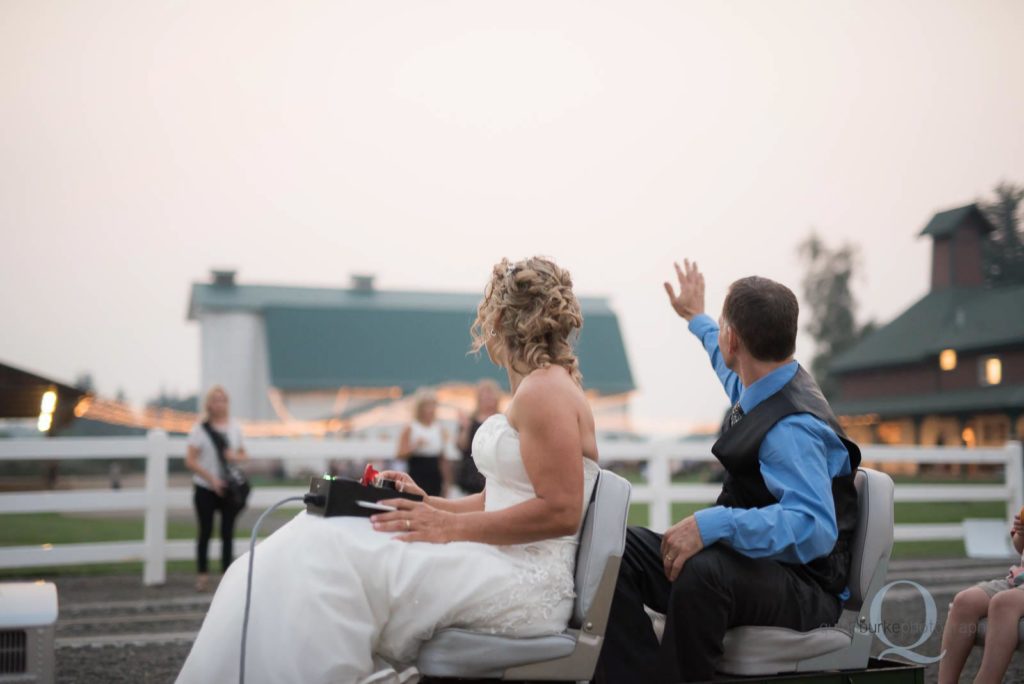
[506,264,519,278]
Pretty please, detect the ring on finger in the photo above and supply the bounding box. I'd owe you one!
[405,519,411,530]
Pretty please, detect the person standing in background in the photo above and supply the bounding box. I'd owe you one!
[455,379,501,494]
[397,390,450,497]
[185,385,248,592]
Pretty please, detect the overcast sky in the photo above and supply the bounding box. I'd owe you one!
[2,0,1023,432]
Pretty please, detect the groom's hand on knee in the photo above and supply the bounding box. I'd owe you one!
[660,515,704,581]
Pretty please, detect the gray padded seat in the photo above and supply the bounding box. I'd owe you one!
[417,469,632,681]
[413,631,577,678]
[717,468,896,676]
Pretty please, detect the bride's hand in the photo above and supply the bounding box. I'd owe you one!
[371,499,457,544]
[375,471,427,498]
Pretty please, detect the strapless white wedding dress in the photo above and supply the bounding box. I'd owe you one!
[177,414,600,684]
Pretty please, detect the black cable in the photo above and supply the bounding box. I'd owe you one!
[239,494,317,684]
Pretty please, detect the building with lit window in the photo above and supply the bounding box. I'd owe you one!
[830,203,1024,448]
[0,362,89,437]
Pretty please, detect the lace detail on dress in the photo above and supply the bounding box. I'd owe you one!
[451,541,578,635]
[440,415,599,636]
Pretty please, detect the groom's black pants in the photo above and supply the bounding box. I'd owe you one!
[593,527,842,683]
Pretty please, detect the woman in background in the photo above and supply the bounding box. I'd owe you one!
[456,379,501,494]
[184,385,248,591]
[396,390,450,497]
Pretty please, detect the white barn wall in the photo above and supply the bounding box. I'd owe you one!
[198,311,274,421]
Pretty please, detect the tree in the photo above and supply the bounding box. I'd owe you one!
[981,181,1024,286]
[147,388,199,412]
[73,372,95,393]
[797,232,875,400]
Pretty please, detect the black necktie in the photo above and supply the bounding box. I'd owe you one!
[727,402,745,429]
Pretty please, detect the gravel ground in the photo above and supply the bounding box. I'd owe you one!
[43,572,216,684]
[59,643,193,684]
[8,561,1024,683]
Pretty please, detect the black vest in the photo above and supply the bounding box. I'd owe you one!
[711,365,862,595]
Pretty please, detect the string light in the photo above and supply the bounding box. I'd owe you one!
[72,385,636,437]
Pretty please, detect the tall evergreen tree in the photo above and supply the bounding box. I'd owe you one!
[981,181,1024,285]
[797,232,874,400]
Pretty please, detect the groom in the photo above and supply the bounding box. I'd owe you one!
[594,260,862,683]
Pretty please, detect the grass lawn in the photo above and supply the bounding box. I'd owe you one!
[0,560,197,578]
[0,510,296,547]
[627,500,1000,560]
[0,494,1003,574]
[0,513,197,547]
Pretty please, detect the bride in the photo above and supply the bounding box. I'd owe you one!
[177,256,601,684]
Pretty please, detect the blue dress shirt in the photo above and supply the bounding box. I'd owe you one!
[687,314,853,600]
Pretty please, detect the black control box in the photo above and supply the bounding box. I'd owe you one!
[305,476,423,518]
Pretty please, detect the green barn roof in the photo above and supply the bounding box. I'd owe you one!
[189,282,635,395]
[832,383,1024,419]
[830,284,1024,374]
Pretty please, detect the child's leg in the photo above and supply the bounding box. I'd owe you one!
[974,588,1024,684]
[938,587,990,684]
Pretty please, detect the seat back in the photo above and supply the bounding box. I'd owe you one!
[570,469,631,628]
[717,468,896,677]
[787,467,896,673]
[497,468,631,680]
[417,469,631,681]
[845,468,895,611]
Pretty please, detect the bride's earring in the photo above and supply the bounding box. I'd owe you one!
[489,328,497,337]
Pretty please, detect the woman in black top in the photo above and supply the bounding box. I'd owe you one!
[455,379,501,494]
[184,385,248,592]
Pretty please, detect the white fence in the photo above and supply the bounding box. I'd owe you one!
[0,432,1021,585]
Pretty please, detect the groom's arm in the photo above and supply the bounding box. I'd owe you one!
[693,415,841,564]
[662,259,742,404]
[688,314,742,405]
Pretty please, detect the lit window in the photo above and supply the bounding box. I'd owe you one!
[939,349,957,371]
[980,356,1002,386]
[39,390,57,413]
[37,388,57,433]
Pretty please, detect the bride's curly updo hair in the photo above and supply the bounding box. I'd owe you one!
[470,257,584,386]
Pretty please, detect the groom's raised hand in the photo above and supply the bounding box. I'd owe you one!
[663,259,705,321]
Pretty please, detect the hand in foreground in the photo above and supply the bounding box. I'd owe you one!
[376,470,427,498]
[663,259,705,321]
[372,498,456,543]
[661,515,704,581]
[1012,515,1024,537]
